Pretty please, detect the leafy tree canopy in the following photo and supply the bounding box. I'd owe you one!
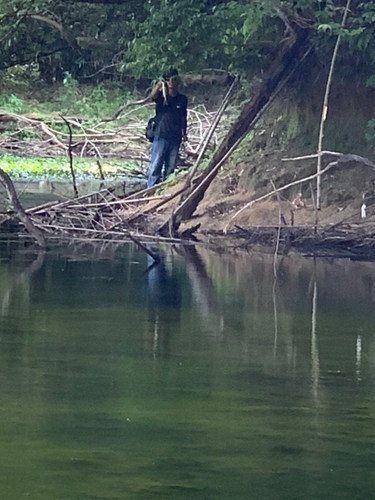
[0,0,374,83]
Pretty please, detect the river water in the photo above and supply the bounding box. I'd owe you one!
[0,239,374,500]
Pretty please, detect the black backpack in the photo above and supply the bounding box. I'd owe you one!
[145,117,156,142]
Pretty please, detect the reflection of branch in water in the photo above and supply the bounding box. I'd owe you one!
[271,179,282,279]
[311,280,320,402]
[152,313,160,361]
[272,252,287,358]
[1,251,45,316]
[272,256,298,368]
[356,334,362,382]
[272,278,278,357]
[143,250,180,360]
[271,179,282,357]
[144,259,160,275]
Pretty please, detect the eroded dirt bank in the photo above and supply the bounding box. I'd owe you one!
[149,146,375,260]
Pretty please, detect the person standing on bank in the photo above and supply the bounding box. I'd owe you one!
[147,69,188,188]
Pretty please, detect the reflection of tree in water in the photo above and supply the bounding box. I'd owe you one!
[143,245,226,358]
[144,254,182,359]
[175,245,224,339]
[1,250,45,316]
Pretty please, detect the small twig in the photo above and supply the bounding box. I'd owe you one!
[100,96,152,123]
[60,115,78,198]
[309,182,319,233]
[282,151,342,161]
[96,158,105,190]
[225,160,338,233]
[185,77,238,185]
[271,180,282,277]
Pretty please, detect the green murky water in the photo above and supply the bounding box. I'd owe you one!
[0,240,375,499]
[0,178,146,210]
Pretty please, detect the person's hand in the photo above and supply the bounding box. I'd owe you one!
[151,80,165,99]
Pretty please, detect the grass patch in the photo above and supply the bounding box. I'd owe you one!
[0,154,143,180]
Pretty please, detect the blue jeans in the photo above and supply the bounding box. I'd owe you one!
[147,137,180,188]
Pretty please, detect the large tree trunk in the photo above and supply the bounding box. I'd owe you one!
[163,25,309,235]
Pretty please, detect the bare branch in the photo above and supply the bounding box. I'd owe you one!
[0,169,46,247]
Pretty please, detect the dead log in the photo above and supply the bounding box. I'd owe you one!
[162,23,310,235]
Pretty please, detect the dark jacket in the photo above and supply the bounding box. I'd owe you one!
[154,92,188,143]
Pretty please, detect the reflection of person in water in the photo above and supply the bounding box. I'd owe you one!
[144,255,182,359]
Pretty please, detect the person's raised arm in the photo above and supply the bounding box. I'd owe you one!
[151,81,164,100]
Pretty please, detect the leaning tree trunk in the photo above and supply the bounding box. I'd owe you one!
[0,168,46,248]
[163,25,309,235]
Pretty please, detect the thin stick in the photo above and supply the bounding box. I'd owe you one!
[60,115,79,198]
[282,151,342,161]
[68,195,169,209]
[185,77,238,185]
[309,182,319,233]
[225,160,338,232]
[284,151,375,170]
[271,180,281,277]
[96,158,105,181]
[316,0,352,209]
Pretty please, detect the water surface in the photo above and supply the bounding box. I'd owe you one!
[0,241,374,499]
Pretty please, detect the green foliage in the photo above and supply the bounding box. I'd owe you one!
[123,0,277,78]
[0,155,78,178]
[365,118,375,145]
[0,93,24,112]
[0,154,138,179]
[0,0,374,89]
[37,75,131,118]
[0,0,138,82]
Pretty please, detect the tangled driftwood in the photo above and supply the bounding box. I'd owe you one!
[0,104,228,161]
[0,84,236,259]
